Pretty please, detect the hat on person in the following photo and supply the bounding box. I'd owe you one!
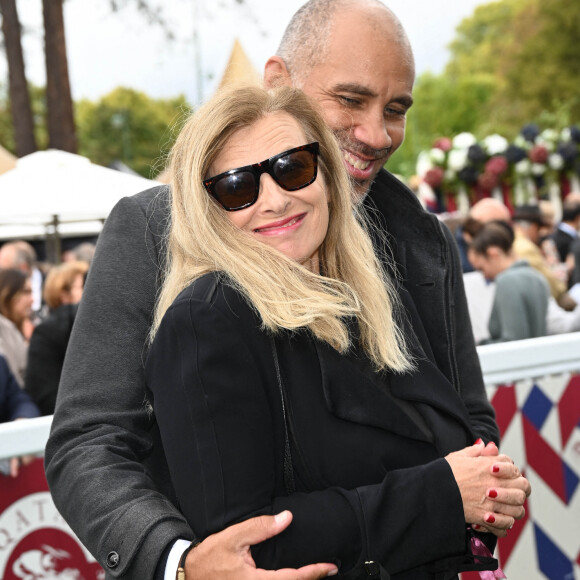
[512,204,549,226]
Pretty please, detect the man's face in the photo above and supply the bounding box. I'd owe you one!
[295,11,415,197]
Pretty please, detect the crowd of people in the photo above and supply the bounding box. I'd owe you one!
[0,239,94,476]
[449,195,580,343]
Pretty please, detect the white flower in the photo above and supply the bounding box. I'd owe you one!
[428,148,446,165]
[560,128,572,142]
[540,128,558,143]
[483,134,508,155]
[532,163,546,176]
[548,153,565,171]
[416,151,434,177]
[452,132,477,149]
[515,159,531,175]
[447,148,468,172]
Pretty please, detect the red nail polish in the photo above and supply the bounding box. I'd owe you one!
[474,438,483,445]
[485,515,496,524]
[493,465,500,473]
[488,489,498,498]
[473,524,481,530]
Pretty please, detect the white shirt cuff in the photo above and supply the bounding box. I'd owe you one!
[165,539,193,580]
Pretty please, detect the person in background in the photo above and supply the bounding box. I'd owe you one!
[0,268,33,385]
[511,204,576,310]
[0,240,46,320]
[25,261,89,415]
[0,353,39,478]
[548,195,580,264]
[61,241,97,265]
[468,221,550,343]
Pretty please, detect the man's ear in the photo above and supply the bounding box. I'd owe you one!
[263,56,293,89]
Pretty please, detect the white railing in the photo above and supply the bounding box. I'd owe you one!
[478,331,580,384]
[2,332,579,461]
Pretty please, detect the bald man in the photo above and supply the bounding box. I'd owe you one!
[46,2,503,579]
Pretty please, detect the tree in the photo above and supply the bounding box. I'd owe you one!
[0,0,37,155]
[498,0,580,129]
[388,73,496,177]
[75,87,190,177]
[42,0,77,152]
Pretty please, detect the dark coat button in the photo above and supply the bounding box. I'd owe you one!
[106,551,120,568]
[364,561,381,578]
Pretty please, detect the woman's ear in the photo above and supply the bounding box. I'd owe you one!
[263,56,293,90]
[485,246,502,259]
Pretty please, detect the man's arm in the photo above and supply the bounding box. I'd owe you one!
[45,189,194,578]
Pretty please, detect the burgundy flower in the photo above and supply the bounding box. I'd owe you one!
[433,137,453,152]
[424,167,445,189]
[485,156,509,176]
[477,171,498,191]
[529,145,549,164]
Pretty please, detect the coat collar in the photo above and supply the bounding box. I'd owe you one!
[314,333,474,444]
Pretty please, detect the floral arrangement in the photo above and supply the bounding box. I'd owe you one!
[416,124,580,214]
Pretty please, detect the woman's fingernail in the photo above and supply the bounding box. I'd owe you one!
[493,465,500,473]
[275,511,290,524]
[486,441,497,448]
[326,570,339,577]
[485,515,496,524]
[473,524,481,530]
[474,438,483,445]
[488,489,498,498]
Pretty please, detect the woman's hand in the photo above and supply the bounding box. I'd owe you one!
[445,441,531,537]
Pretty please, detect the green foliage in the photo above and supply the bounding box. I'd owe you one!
[391,0,580,178]
[0,84,48,154]
[497,0,580,131]
[76,87,191,177]
[388,73,496,177]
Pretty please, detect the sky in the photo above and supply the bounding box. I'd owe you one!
[6,0,492,107]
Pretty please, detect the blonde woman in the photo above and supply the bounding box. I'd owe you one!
[145,86,529,579]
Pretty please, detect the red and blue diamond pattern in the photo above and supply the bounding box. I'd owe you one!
[463,372,580,580]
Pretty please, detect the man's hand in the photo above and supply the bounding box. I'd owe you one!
[186,511,338,579]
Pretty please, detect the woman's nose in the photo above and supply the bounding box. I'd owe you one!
[258,174,291,213]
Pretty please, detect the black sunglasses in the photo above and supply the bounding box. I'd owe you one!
[203,142,319,211]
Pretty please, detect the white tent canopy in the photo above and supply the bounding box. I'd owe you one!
[0,149,159,241]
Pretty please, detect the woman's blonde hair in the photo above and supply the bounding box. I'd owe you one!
[43,260,89,310]
[153,85,411,372]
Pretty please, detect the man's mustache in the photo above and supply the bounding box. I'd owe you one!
[334,131,392,160]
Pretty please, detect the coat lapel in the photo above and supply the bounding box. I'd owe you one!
[315,340,434,443]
